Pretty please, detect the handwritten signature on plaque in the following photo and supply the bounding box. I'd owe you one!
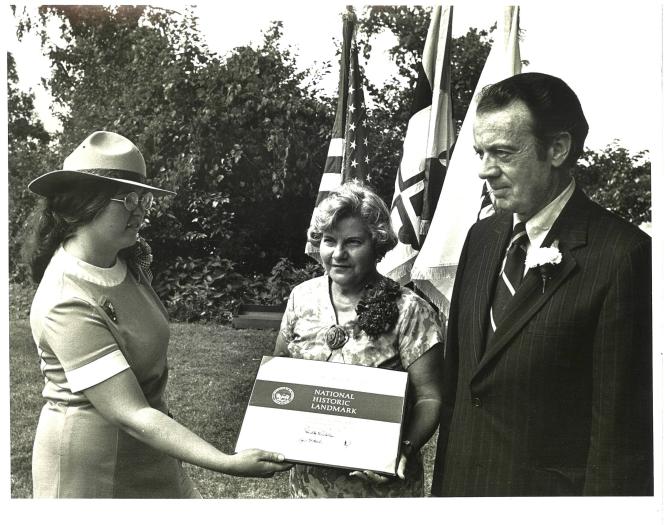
[298,425,351,447]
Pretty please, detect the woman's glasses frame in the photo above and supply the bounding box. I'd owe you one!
[110,191,154,212]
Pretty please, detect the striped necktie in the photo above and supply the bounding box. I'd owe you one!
[489,222,528,333]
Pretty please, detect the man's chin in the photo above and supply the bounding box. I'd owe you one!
[492,200,514,215]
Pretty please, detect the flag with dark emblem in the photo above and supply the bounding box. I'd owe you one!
[478,181,495,220]
[411,6,521,315]
[305,8,370,260]
[377,6,455,284]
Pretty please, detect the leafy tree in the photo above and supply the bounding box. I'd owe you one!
[360,6,491,126]
[357,7,650,229]
[573,144,651,225]
[10,5,650,322]
[357,6,492,203]
[19,6,331,277]
[190,23,332,270]
[7,50,52,280]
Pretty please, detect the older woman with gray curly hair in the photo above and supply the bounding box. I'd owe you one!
[275,180,444,498]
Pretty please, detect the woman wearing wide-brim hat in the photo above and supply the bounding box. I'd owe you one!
[23,131,291,498]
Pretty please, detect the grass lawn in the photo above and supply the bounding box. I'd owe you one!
[10,320,438,498]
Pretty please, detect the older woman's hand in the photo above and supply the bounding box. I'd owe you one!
[349,470,392,484]
[396,452,408,479]
[349,453,408,483]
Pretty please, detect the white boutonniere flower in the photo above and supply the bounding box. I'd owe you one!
[525,240,562,293]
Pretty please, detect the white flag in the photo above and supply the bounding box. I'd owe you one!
[410,6,522,315]
[378,6,455,284]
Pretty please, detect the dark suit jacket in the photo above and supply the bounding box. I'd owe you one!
[431,187,653,496]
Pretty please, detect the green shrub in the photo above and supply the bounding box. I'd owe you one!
[9,281,37,321]
[153,256,246,323]
[242,257,323,305]
[152,256,322,323]
[573,144,651,225]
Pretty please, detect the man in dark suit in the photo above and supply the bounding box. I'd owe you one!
[431,72,652,496]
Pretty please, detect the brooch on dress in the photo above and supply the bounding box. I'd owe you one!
[325,325,349,350]
[99,297,118,323]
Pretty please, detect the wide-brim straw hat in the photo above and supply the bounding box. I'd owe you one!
[28,131,176,197]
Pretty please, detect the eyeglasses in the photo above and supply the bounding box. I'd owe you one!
[110,192,154,212]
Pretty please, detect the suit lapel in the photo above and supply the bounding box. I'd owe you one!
[474,187,591,376]
[471,213,512,363]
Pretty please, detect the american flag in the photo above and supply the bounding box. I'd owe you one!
[342,40,370,182]
[305,9,370,260]
[378,6,455,284]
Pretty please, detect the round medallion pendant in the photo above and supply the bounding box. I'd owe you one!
[325,325,349,350]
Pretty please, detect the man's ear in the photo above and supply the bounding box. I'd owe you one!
[550,132,572,168]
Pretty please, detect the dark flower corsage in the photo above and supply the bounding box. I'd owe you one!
[525,240,562,294]
[355,277,401,339]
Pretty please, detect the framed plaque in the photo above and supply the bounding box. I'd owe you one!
[235,356,409,475]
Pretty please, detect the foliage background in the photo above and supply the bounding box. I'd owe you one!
[8,4,651,322]
[6,4,653,501]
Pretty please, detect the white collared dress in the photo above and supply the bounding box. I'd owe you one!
[30,246,198,498]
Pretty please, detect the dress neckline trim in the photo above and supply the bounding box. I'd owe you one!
[56,245,127,287]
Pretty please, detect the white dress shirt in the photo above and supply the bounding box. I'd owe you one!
[512,178,575,275]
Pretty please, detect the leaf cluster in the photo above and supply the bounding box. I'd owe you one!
[152,255,322,323]
[356,6,491,202]
[573,144,651,225]
[21,6,332,275]
[7,52,54,281]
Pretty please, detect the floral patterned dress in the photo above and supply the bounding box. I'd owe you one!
[279,275,443,498]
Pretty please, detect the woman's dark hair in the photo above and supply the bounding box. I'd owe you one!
[22,179,121,283]
[476,72,589,169]
[307,179,398,261]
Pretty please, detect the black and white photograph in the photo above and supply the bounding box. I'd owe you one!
[3,1,663,523]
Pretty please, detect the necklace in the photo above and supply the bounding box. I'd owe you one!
[325,279,354,351]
